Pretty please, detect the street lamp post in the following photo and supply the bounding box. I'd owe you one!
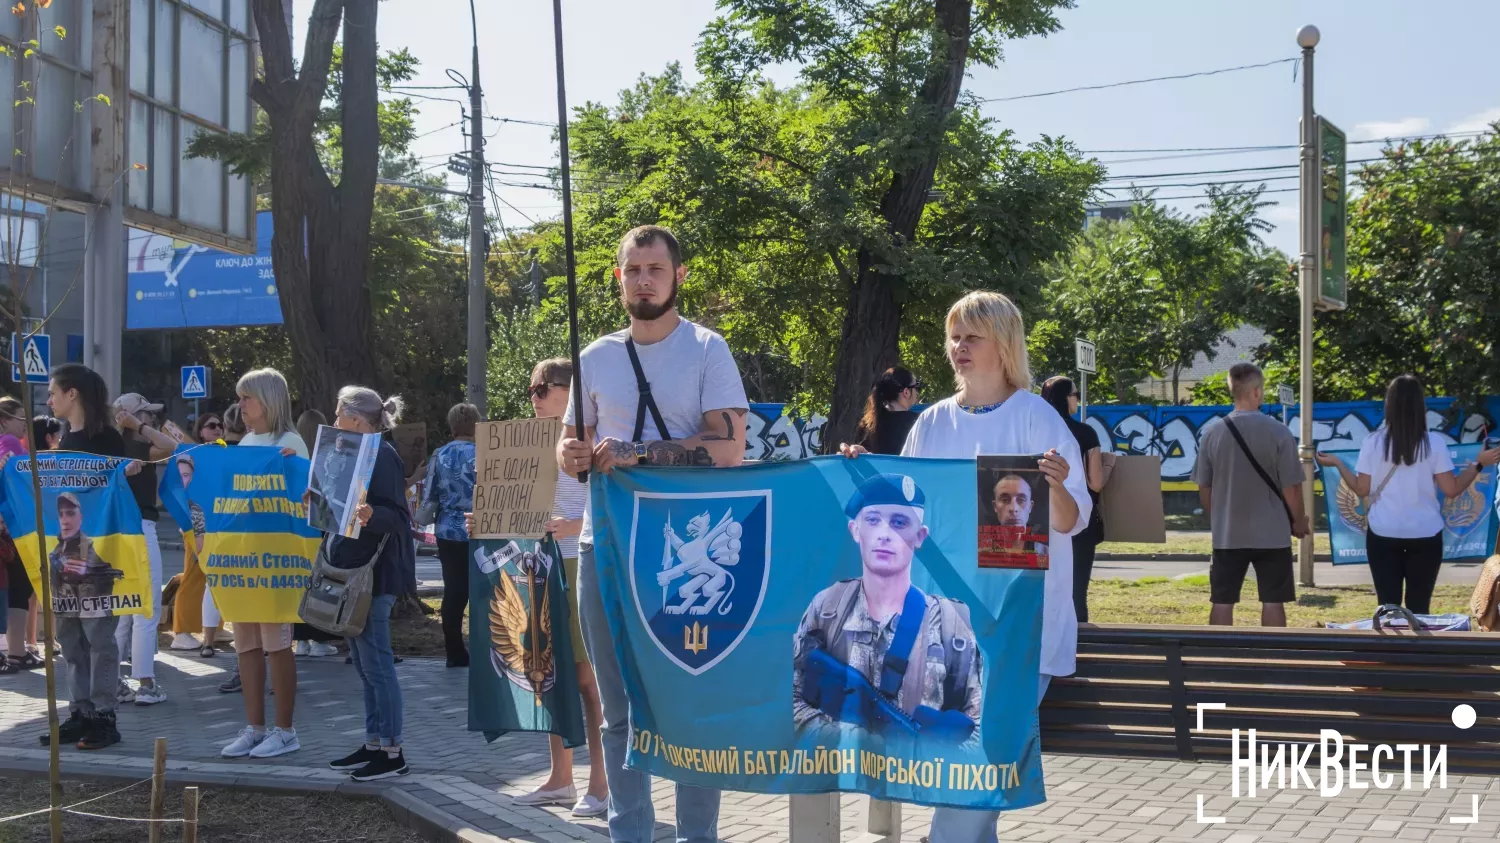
[1297,24,1320,587]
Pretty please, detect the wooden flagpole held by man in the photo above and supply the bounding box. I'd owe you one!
[551,0,588,485]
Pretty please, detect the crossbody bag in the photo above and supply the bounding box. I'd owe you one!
[1222,417,1294,526]
[626,338,671,443]
[298,534,390,638]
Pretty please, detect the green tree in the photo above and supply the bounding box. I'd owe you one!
[180,0,386,412]
[1031,188,1285,403]
[1251,129,1500,405]
[697,0,1094,444]
[557,58,1098,422]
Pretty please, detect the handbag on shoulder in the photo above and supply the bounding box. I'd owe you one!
[298,534,390,638]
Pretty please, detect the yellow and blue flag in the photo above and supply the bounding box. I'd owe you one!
[160,445,321,623]
[0,453,151,619]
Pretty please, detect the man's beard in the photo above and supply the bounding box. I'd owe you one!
[624,280,678,321]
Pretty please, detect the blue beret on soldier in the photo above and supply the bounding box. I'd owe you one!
[844,473,926,518]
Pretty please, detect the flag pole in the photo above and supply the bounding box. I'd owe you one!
[551,0,587,484]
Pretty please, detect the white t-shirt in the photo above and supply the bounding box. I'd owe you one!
[552,468,588,559]
[902,391,1091,680]
[1354,430,1455,539]
[240,429,310,458]
[563,317,748,544]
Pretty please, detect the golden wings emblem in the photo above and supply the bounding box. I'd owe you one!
[489,560,555,704]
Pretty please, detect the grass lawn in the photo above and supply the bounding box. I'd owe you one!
[1089,575,1472,627]
[0,777,424,843]
[1102,533,1332,558]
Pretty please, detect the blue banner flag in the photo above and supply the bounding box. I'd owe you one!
[0,454,150,618]
[160,445,321,622]
[1319,444,1499,565]
[591,455,1046,811]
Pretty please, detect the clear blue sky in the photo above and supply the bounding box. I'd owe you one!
[297,0,1500,256]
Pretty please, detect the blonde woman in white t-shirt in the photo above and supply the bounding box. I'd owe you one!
[219,367,309,761]
[842,291,1090,843]
[1317,375,1499,613]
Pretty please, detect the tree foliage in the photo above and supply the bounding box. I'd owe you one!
[1251,128,1500,406]
[554,56,1099,420]
[697,0,1095,444]
[1030,188,1286,402]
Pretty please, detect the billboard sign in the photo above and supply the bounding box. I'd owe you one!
[126,211,283,330]
[1317,116,1347,311]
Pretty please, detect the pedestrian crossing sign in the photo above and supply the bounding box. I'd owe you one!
[181,365,209,399]
[10,333,49,384]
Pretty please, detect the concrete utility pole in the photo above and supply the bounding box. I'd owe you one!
[1296,24,1320,587]
[464,0,488,415]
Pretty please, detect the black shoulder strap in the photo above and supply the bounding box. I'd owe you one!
[1222,417,1293,524]
[625,338,671,443]
[624,336,672,444]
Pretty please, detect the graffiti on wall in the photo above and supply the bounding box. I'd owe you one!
[746,404,826,461]
[747,400,1500,485]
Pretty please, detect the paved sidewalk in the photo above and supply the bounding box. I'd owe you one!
[2,651,1498,843]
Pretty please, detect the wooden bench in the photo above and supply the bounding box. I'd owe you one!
[1042,623,1500,773]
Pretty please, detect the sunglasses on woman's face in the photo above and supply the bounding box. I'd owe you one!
[909,381,924,392]
[202,420,222,431]
[527,382,568,400]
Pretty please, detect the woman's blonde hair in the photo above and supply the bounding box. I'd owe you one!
[235,368,296,437]
[945,291,1032,392]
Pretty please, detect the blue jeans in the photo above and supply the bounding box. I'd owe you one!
[347,594,403,746]
[928,674,1054,843]
[578,546,720,843]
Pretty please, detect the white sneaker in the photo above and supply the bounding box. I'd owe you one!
[134,682,167,706]
[116,678,137,704]
[514,784,577,806]
[572,794,608,818]
[293,641,311,657]
[169,633,200,651]
[221,726,266,758]
[248,727,300,758]
[307,641,339,657]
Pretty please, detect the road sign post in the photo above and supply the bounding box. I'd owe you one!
[182,365,210,424]
[11,333,50,385]
[1075,339,1097,421]
[1278,384,1295,426]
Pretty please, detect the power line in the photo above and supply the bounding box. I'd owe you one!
[487,116,555,128]
[1101,150,1488,183]
[1082,130,1490,156]
[976,57,1298,104]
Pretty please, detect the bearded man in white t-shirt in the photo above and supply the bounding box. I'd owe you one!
[557,225,748,843]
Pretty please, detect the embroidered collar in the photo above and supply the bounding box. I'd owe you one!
[958,400,1006,415]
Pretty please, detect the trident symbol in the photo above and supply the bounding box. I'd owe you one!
[683,622,708,655]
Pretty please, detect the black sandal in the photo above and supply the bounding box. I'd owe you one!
[13,651,43,669]
[200,644,216,658]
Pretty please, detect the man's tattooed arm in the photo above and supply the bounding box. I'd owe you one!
[700,411,736,442]
[607,439,636,464]
[643,441,713,467]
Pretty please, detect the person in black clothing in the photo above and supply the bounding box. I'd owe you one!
[324,386,417,782]
[32,415,62,450]
[112,393,178,706]
[1040,376,1112,623]
[855,367,923,455]
[43,363,137,750]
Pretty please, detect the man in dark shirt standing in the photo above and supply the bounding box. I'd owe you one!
[1192,364,1311,627]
